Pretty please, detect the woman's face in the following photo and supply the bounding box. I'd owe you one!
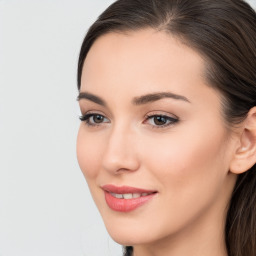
[77,29,237,246]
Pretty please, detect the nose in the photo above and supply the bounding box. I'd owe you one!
[102,125,140,174]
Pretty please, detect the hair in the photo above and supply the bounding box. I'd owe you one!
[77,0,256,255]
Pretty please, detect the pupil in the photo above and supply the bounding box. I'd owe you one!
[154,116,166,125]
[93,115,103,123]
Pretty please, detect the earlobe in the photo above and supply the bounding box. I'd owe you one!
[229,107,256,174]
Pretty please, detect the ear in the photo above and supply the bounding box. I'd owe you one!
[229,107,256,174]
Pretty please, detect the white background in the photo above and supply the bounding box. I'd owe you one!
[0,0,255,255]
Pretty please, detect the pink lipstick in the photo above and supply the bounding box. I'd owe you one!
[102,184,157,212]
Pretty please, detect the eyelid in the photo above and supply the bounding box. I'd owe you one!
[80,109,105,116]
[144,111,178,120]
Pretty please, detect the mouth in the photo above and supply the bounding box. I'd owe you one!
[101,184,158,212]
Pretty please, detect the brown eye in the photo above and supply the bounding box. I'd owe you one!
[79,113,110,126]
[145,114,179,128]
[93,115,104,123]
[153,116,168,125]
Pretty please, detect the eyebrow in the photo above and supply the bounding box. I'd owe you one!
[132,92,190,105]
[77,91,190,106]
[77,92,107,106]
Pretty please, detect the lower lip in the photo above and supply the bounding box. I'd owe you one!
[104,191,156,212]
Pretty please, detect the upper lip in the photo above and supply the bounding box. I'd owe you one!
[101,184,157,194]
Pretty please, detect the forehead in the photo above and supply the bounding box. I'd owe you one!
[81,29,210,102]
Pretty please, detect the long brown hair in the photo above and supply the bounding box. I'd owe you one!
[77,1,256,255]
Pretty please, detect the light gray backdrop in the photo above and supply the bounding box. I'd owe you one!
[0,0,255,255]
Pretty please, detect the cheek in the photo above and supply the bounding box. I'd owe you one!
[76,125,104,180]
[134,125,232,236]
[141,123,229,193]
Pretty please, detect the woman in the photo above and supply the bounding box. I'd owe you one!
[76,0,256,255]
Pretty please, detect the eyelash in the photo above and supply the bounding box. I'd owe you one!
[79,113,110,127]
[144,114,179,128]
[79,113,179,128]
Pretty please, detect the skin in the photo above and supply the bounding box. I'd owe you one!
[77,29,241,256]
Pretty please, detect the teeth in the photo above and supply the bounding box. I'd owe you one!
[110,192,152,199]
[114,193,123,199]
[132,193,141,198]
[123,193,133,199]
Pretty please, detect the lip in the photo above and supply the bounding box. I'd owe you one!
[102,184,156,194]
[102,184,157,212]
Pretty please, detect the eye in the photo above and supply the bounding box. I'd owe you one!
[144,114,179,128]
[79,113,110,126]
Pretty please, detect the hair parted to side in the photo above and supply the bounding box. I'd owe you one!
[77,0,256,255]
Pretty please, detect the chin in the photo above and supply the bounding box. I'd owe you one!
[106,228,150,246]
[101,213,164,247]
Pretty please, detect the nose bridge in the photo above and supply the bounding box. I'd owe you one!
[102,122,139,173]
